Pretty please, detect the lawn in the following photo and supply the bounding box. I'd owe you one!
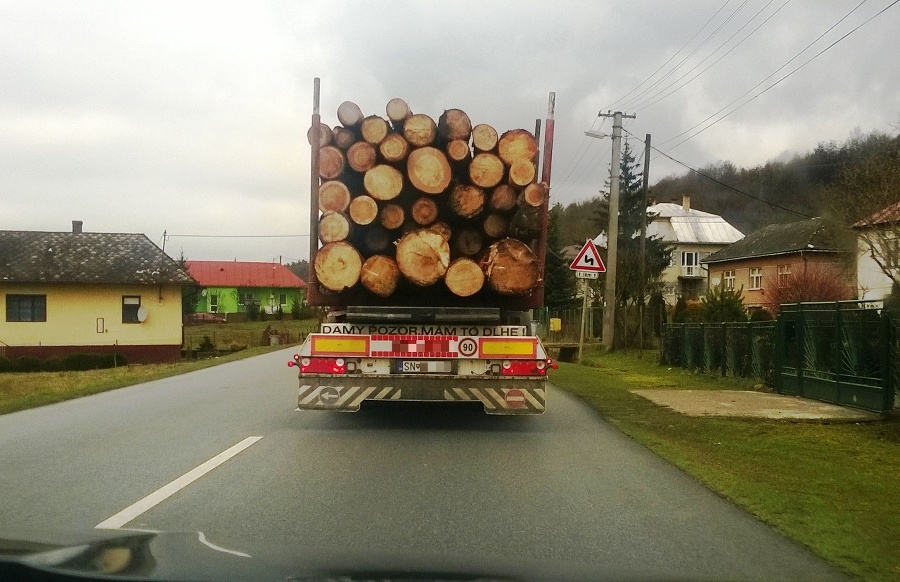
[182,317,319,352]
[552,347,900,582]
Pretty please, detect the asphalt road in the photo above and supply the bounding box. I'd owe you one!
[0,347,848,581]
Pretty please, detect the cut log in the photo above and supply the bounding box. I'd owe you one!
[508,158,536,187]
[468,153,505,188]
[406,146,452,194]
[307,123,333,147]
[347,141,377,173]
[510,206,543,239]
[337,101,364,128]
[363,164,404,201]
[411,197,439,226]
[318,146,345,180]
[438,108,472,141]
[444,258,485,298]
[361,115,390,145]
[498,129,538,166]
[386,97,412,128]
[490,185,519,212]
[472,123,498,152]
[396,229,450,286]
[449,184,485,218]
[348,195,379,225]
[453,229,483,257]
[429,221,452,241]
[379,203,405,230]
[360,255,400,298]
[446,139,471,164]
[403,113,437,147]
[481,238,540,296]
[318,180,351,213]
[315,241,362,292]
[363,225,391,253]
[521,182,549,207]
[332,126,357,150]
[318,212,351,244]
[482,214,509,239]
[379,133,410,163]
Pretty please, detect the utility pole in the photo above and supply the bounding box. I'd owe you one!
[638,134,651,355]
[598,111,635,351]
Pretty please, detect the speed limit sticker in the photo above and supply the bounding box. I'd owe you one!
[458,337,478,357]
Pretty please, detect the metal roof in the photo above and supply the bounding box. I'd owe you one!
[647,203,744,245]
[186,261,306,289]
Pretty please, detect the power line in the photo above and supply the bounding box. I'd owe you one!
[553,117,608,190]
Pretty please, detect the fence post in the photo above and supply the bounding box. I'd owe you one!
[797,304,805,397]
[880,312,894,413]
[721,322,727,377]
[774,314,784,393]
[834,301,843,405]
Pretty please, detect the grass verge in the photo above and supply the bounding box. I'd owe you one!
[553,347,899,582]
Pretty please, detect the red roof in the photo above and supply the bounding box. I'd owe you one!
[185,261,306,288]
[853,200,900,228]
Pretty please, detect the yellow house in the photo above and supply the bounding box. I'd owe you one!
[0,223,195,363]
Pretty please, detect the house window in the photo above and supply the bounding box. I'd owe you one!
[239,292,255,311]
[723,270,735,291]
[6,294,47,322]
[209,294,218,313]
[279,293,287,306]
[122,296,141,323]
[681,252,700,277]
[777,264,791,284]
[749,268,762,290]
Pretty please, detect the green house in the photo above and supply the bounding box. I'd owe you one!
[185,261,306,318]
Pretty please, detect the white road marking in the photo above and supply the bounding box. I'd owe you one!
[95,436,263,530]
[198,531,251,558]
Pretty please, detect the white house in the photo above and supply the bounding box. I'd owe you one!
[853,201,899,301]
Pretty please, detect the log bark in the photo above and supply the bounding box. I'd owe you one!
[337,100,364,128]
[379,133,409,163]
[363,225,391,254]
[482,214,509,239]
[468,153,505,188]
[403,113,438,147]
[379,203,405,230]
[489,185,519,212]
[438,108,472,141]
[307,123,333,147]
[396,229,450,286]
[498,129,538,166]
[411,197,439,226]
[318,180,351,213]
[444,258,484,298]
[521,182,548,207]
[361,115,390,145]
[386,98,412,128]
[453,229,483,257]
[315,241,362,292]
[472,123,498,152]
[318,146,345,180]
[510,206,543,239]
[347,141,377,173]
[508,158,536,188]
[332,126,357,150]
[406,146,452,194]
[360,255,401,298]
[446,139,471,165]
[449,184,485,219]
[363,164,404,200]
[348,195,378,225]
[318,212,351,244]
[481,238,540,296]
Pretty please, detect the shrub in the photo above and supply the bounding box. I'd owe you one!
[700,285,747,322]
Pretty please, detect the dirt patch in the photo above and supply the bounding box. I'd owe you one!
[632,389,881,421]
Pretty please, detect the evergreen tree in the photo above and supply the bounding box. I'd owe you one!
[544,203,578,310]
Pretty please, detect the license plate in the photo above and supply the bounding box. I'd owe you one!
[396,360,453,374]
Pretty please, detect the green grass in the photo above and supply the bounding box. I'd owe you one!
[183,318,319,351]
[552,347,900,582]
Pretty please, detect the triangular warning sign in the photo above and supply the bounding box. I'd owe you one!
[569,239,606,272]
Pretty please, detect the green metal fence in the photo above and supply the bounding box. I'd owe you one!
[660,321,776,383]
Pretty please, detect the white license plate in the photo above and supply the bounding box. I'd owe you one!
[397,360,453,373]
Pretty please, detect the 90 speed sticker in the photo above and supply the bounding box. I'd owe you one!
[458,337,478,357]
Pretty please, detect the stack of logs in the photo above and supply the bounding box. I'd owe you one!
[309,98,547,301]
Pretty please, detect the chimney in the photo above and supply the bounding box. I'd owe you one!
[72,220,83,234]
[682,195,691,212]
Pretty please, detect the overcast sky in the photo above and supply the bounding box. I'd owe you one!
[2,1,898,263]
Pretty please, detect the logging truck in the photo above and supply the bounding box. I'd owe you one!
[289,79,556,415]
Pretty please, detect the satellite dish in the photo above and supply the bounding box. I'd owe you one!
[136,306,148,323]
[201,289,208,296]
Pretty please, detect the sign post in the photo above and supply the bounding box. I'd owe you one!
[569,240,606,364]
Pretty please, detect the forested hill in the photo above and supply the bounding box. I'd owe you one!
[554,130,900,246]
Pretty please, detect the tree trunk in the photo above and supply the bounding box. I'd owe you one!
[444,258,485,297]
[361,255,400,298]
[482,213,509,239]
[318,146,345,180]
[510,206,543,239]
[520,182,548,207]
[489,185,519,212]
[438,108,472,141]
[315,241,362,292]
[468,153,505,188]
[332,126,357,150]
[363,164,404,200]
[337,100,364,128]
[508,159,536,187]
[379,133,409,163]
[318,212,351,244]
[386,97,412,129]
[319,180,351,213]
[363,225,392,254]
[406,146,452,194]
[481,238,540,296]
[307,122,333,147]
[472,123,498,152]
[449,184,485,218]
[498,129,538,166]
[379,203,405,230]
[361,115,390,145]
[348,195,378,226]
[453,228,483,257]
[396,229,450,286]
[347,141,377,173]
[411,197,439,226]
[403,113,437,147]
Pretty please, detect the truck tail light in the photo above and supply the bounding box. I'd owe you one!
[499,360,547,377]
[299,357,346,374]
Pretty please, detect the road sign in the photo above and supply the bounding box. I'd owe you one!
[575,270,599,279]
[569,239,606,272]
